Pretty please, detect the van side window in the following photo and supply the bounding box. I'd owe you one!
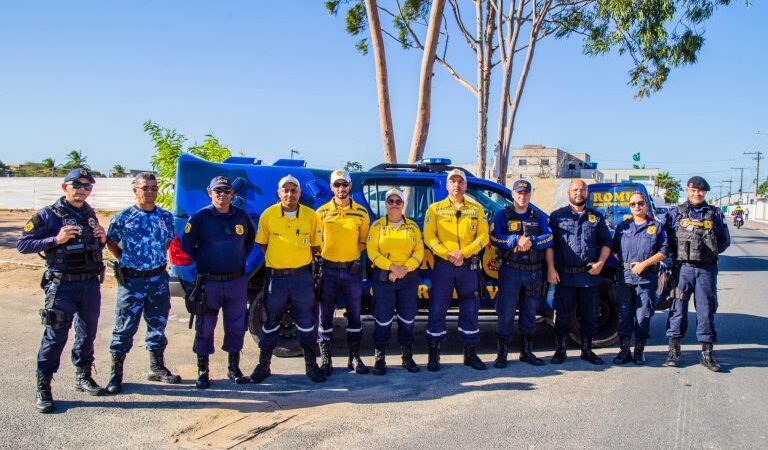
[465,186,514,222]
[362,180,434,222]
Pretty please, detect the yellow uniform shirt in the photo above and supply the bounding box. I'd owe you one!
[366,216,424,272]
[256,203,322,269]
[423,196,489,260]
[316,199,370,262]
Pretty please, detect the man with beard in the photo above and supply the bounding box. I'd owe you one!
[662,176,730,371]
[547,179,611,365]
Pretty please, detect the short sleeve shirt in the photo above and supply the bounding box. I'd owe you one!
[107,205,175,271]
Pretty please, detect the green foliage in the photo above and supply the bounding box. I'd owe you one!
[144,120,232,209]
[0,160,7,176]
[557,0,735,98]
[63,149,89,170]
[344,161,365,172]
[656,171,682,203]
[758,180,768,196]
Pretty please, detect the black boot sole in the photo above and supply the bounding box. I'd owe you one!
[249,370,271,384]
[36,403,54,414]
[148,374,182,384]
[195,379,210,389]
[493,360,508,369]
[106,384,122,394]
[75,386,106,396]
[520,357,546,366]
[348,364,370,375]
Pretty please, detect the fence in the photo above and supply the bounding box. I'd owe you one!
[0,178,136,211]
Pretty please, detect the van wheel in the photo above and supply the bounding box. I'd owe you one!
[568,278,619,347]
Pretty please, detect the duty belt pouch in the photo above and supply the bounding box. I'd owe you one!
[39,272,73,329]
[469,255,481,271]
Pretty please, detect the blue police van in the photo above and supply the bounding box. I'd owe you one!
[169,154,624,354]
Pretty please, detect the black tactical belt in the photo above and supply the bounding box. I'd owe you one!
[268,264,311,277]
[560,266,590,274]
[322,259,356,270]
[51,271,100,281]
[501,260,541,272]
[122,265,167,279]
[434,255,472,267]
[680,260,717,268]
[622,262,658,272]
[203,272,243,282]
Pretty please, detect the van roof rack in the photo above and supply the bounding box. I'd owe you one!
[369,158,473,178]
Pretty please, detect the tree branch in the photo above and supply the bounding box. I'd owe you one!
[448,0,479,50]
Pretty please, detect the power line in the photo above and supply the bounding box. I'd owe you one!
[744,151,763,199]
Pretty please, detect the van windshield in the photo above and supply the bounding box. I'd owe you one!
[587,184,646,229]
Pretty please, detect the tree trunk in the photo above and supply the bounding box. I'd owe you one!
[364,0,397,163]
[475,0,486,178]
[407,0,447,163]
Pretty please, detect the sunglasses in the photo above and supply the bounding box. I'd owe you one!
[386,198,403,205]
[70,181,93,191]
[212,188,233,194]
[136,185,159,192]
[332,182,350,188]
[629,201,646,207]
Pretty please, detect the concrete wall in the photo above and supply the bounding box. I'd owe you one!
[0,178,136,211]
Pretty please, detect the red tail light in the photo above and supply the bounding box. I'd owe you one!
[168,236,193,266]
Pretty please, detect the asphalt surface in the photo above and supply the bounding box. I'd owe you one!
[1,225,767,449]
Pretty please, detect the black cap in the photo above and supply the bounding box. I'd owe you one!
[687,176,710,191]
[512,179,532,192]
[64,167,96,183]
[207,176,232,190]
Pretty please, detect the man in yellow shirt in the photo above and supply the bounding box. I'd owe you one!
[249,175,326,383]
[423,169,490,371]
[315,169,371,376]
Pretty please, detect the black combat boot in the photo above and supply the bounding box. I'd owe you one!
[663,337,681,367]
[249,348,273,383]
[319,341,333,376]
[550,334,568,365]
[195,355,210,389]
[519,336,545,366]
[372,345,387,376]
[36,371,55,414]
[348,341,369,375]
[463,343,487,370]
[106,352,126,394]
[226,352,249,384]
[613,336,633,365]
[303,347,326,383]
[148,349,182,384]
[579,337,604,365]
[74,365,106,396]
[493,337,509,369]
[633,338,647,366]
[427,341,441,372]
[700,342,722,372]
[401,344,420,373]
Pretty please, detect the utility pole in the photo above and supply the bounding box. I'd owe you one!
[732,167,745,203]
[723,178,733,205]
[744,151,763,201]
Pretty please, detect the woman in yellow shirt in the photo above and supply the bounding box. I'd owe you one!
[366,188,424,375]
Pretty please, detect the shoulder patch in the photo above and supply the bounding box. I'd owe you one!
[588,214,597,223]
[23,220,35,233]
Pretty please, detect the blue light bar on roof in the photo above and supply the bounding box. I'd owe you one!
[419,158,452,165]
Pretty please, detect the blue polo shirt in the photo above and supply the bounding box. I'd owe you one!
[181,204,255,276]
[548,205,611,287]
[107,205,175,271]
[612,218,668,285]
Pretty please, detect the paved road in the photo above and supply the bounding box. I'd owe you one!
[1,225,767,449]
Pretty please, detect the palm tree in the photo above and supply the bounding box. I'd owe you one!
[41,157,57,176]
[63,149,88,169]
[111,164,125,177]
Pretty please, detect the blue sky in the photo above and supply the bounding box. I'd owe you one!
[1,1,766,193]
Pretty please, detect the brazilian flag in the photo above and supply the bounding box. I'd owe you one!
[632,152,641,162]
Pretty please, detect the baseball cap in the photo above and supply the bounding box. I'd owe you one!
[385,188,404,202]
[446,168,467,182]
[687,176,710,192]
[512,179,532,192]
[330,169,351,185]
[207,176,232,190]
[64,168,96,184]
[278,174,300,189]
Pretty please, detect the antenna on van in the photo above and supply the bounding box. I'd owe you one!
[290,149,300,159]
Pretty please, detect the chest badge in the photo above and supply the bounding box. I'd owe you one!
[588,214,597,224]
[703,220,712,229]
[87,217,97,228]
[680,218,690,227]
[647,225,656,235]
[235,224,245,236]
[158,220,166,230]
[508,220,521,232]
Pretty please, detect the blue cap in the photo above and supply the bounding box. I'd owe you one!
[64,167,96,183]
[207,176,232,190]
[686,176,710,192]
[512,179,532,192]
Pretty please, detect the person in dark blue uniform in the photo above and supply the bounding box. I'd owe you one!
[547,179,612,365]
[663,176,730,372]
[490,179,552,368]
[18,168,107,413]
[181,176,256,388]
[104,173,181,394]
[611,192,669,365]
